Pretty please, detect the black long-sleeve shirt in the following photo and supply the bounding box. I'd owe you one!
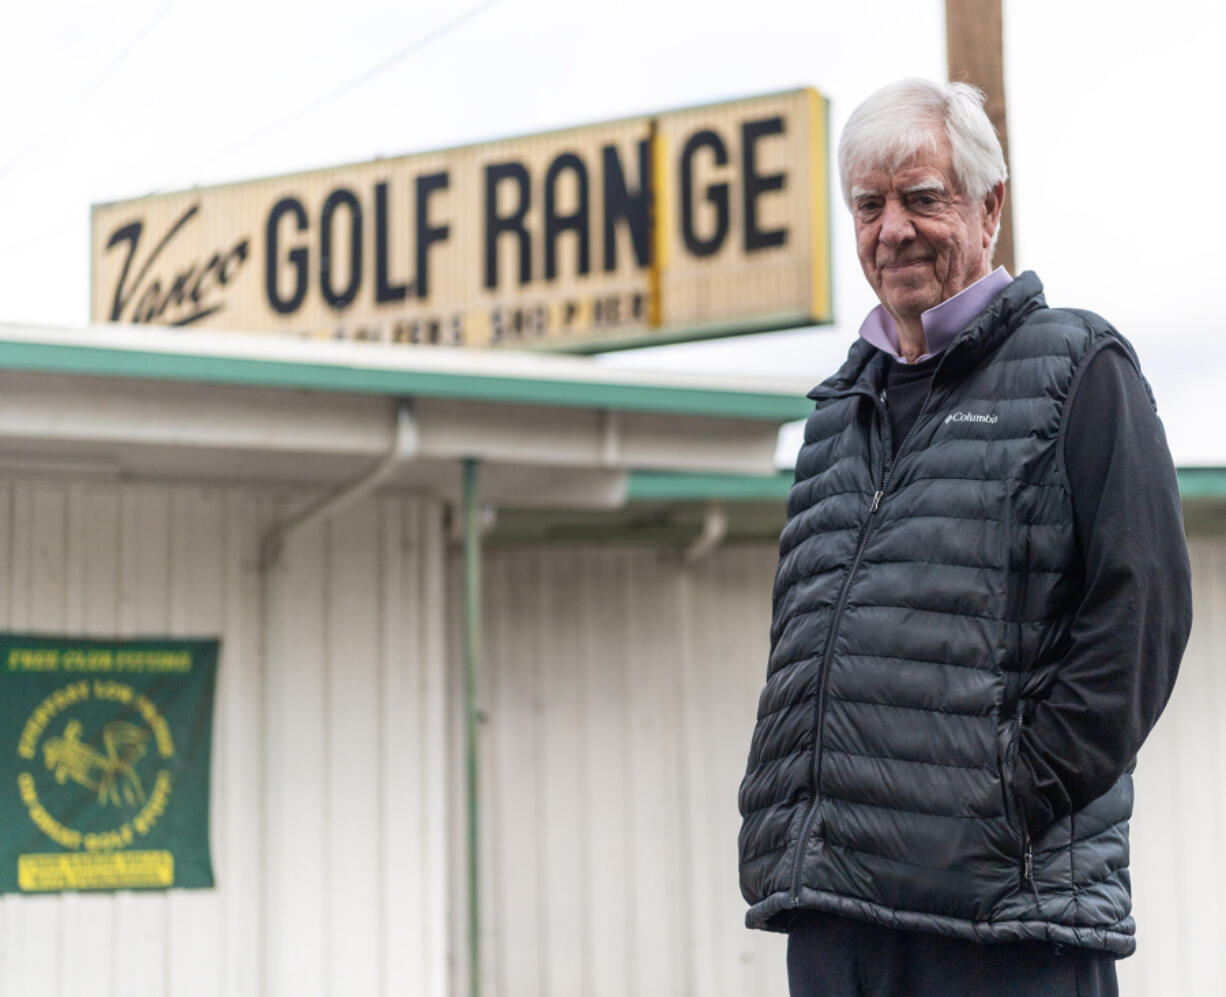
[884,342,1193,835]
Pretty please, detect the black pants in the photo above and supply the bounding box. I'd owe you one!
[787,911,1118,997]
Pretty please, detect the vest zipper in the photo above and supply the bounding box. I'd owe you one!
[1007,702,1039,905]
[788,379,944,904]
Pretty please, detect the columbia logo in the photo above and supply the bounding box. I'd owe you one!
[944,411,999,425]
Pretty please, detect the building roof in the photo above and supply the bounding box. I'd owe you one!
[1,323,1221,534]
[0,322,814,422]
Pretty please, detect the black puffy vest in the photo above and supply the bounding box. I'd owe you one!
[739,273,1136,955]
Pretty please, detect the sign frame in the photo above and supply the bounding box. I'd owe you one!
[90,88,832,353]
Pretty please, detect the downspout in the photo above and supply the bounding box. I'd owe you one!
[256,401,418,997]
[683,500,728,564]
[260,403,419,567]
[461,458,483,997]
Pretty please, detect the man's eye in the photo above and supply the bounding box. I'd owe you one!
[855,201,882,217]
[909,193,942,211]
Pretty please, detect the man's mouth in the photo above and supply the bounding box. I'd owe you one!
[882,259,930,271]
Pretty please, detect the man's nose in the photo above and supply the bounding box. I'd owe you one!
[878,199,915,247]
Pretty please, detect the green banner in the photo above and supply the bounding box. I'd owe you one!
[0,634,218,893]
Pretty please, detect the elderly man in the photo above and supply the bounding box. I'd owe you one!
[737,79,1192,997]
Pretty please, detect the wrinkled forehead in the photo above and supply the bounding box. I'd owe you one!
[842,124,963,201]
[855,134,949,179]
[849,173,950,201]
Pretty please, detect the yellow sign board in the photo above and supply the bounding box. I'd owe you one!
[91,89,831,351]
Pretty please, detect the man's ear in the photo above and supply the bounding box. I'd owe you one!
[983,181,1006,247]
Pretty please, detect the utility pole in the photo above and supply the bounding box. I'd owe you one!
[945,0,1015,274]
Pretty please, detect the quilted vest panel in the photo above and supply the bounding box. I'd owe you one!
[739,273,1136,955]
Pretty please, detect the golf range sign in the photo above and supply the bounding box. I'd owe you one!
[1,634,218,893]
[90,88,832,352]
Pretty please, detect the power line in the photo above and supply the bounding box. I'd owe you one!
[0,0,176,181]
[0,0,502,261]
[186,0,502,176]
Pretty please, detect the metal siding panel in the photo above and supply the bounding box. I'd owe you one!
[114,487,172,997]
[7,476,1220,997]
[218,491,268,997]
[539,554,586,997]
[0,482,9,625]
[484,552,545,997]
[0,482,451,997]
[576,551,632,997]
[683,548,787,996]
[375,495,452,997]
[61,485,122,997]
[378,497,412,996]
[165,489,225,997]
[17,485,67,997]
[622,551,686,997]
[377,496,452,996]
[419,498,451,997]
[0,481,10,997]
[324,506,381,996]
[464,538,1225,997]
[445,553,470,997]
[264,514,327,997]
[675,561,717,997]
[469,543,788,997]
[1122,537,1226,997]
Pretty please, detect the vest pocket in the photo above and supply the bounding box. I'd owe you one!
[997,703,1032,886]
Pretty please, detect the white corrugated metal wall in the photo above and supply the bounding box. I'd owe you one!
[1117,535,1226,997]
[457,545,789,997]
[1,473,1221,997]
[467,536,1225,997]
[0,479,450,997]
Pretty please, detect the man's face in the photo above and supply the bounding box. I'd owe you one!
[850,133,1002,322]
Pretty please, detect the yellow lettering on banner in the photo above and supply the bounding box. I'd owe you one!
[92,679,135,703]
[132,695,174,757]
[18,681,90,759]
[133,771,173,835]
[17,776,84,849]
[18,851,174,891]
[61,649,117,671]
[115,650,190,673]
[7,648,60,672]
[84,826,134,851]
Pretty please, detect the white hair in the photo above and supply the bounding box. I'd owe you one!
[837,79,1008,207]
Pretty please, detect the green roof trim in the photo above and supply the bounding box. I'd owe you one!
[628,468,1226,504]
[1177,467,1226,498]
[0,339,813,421]
[627,470,793,502]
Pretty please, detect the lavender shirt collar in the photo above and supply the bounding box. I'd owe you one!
[858,267,1013,363]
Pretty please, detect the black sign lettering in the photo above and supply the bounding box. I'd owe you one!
[217,242,248,285]
[544,153,590,281]
[484,162,532,289]
[742,117,788,251]
[104,204,247,326]
[680,130,730,257]
[266,197,309,314]
[162,267,199,319]
[132,281,164,324]
[105,206,197,321]
[601,140,651,271]
[374,182,409,304]
[190,254,223,308]
[415,171,450,300]
[320,188,362,310]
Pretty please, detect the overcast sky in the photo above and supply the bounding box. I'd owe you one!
[1,0,1222,463]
